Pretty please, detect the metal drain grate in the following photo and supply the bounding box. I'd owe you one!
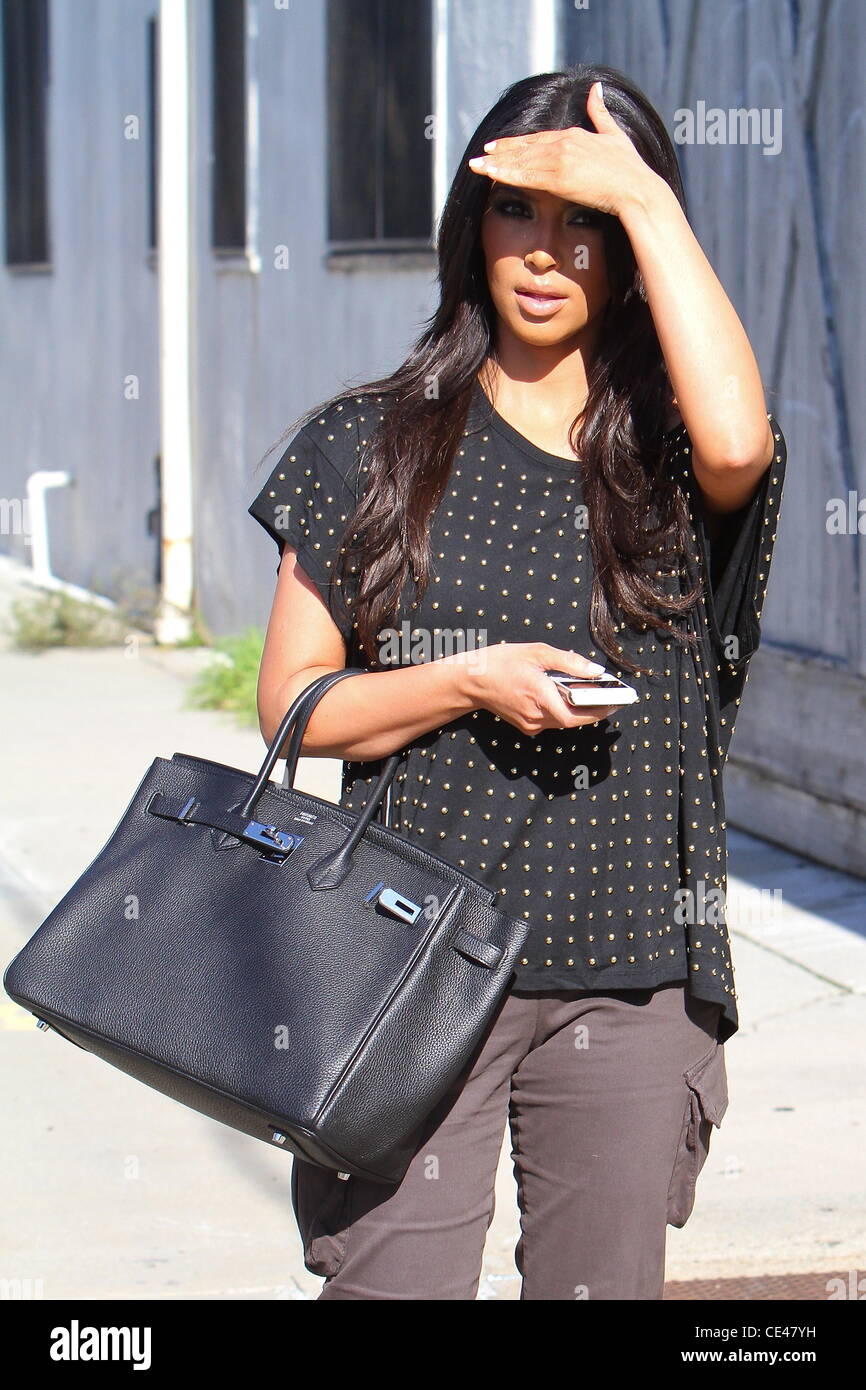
[664,1271,854,1301]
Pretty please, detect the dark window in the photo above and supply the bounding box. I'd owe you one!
[211,0,246,253]
[327,0,433,249]
[2,0,50,266]
[147,14,158,251]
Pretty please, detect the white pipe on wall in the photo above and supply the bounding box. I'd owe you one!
[433,0,449,231]
[25,471,70,585]
[155,0,195,643]
[529,0,560,74]
[25,471,116,610]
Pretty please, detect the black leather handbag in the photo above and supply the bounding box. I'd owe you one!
[4,668,530,1185]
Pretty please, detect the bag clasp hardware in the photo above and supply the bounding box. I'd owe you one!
[243,820,303,860]
[363,882,423,924]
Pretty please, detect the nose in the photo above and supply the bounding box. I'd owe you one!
[525,247,558,272]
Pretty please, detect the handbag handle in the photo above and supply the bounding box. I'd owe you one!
[239,668,405,887]
[284,670,399,827]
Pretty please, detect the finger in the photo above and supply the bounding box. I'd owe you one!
[545,646,612,679]
[587,79,625,137]
[483,127,596,153]
[482,131,564,153]
[545,707,616,731]
[539,688,611,727]
[559,700,618,722]
[468,155,560,188]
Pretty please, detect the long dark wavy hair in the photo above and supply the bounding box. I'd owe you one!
[260,62,705,675]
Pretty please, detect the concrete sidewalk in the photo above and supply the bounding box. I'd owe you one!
[1,557,864,1300]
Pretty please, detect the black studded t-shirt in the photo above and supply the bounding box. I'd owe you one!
[248,381,787,1043]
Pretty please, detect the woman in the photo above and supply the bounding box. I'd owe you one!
[248,63,787,1300]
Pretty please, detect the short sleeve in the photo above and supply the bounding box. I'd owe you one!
[667,412,787,669]
[247,419,361,646]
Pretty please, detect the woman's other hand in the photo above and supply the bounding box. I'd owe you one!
[457,641,622,734]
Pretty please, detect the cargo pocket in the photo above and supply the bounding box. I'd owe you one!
[666,1040,729,1228]
[290,1157,354,1279]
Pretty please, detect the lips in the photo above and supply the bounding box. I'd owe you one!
[514,287,568,317]
[516,286,566,300]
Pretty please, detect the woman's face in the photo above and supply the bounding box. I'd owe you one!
[479,182,611,348]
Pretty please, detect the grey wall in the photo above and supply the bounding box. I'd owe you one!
[0,0,161,604]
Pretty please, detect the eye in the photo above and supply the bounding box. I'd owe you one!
[491,196,530,218]
[568,208,601,226]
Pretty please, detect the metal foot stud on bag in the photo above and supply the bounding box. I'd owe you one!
[3,667,530,1185]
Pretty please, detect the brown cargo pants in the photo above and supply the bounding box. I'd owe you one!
[290,979,729,1300]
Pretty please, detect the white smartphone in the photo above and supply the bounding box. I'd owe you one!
[545,668,639,708]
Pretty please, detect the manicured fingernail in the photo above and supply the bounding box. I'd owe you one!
[596,80,605,102]
[483,140,497,151]
[586,661,606,674]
